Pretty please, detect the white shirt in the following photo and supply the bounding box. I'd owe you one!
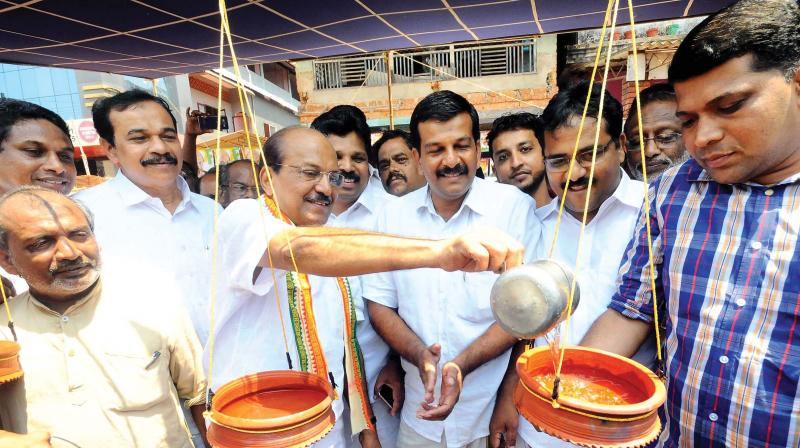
[518,171,645,447]
[206,198,347,423]
[327,177,396,403]
[0,266,27,296]
[74,172,219,345]
[363,178,540,447]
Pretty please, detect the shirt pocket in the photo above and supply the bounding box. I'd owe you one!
[458,271,498,324]
[102,347,172,412]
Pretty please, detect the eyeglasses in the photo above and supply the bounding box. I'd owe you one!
[626,132,682,153]
[228,182,258,196]
[271,164,344,187]
[544,141,614,173]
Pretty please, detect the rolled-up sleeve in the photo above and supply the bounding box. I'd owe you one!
[608,186,664,323]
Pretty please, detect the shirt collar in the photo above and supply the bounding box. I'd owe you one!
[28,278,102,317]
[417,177,489,218]
[111,171,194,212]
[539,169,640,221]
[687,158,800,187]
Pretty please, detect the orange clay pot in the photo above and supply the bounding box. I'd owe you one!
[0,340,22,384]
[515,345,666,448]
[207,370,335,448]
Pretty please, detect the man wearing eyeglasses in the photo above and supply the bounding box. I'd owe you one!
[224,159,259,206]
[210,125,526,448]
[489,81,654,448]
[621,83,688,181]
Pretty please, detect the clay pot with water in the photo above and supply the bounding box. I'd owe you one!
[490,259,580,339]
[0,340,22,384]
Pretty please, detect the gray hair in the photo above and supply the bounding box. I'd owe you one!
[0,186,95,252]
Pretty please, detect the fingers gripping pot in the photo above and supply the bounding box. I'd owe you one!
[490,259,580,339]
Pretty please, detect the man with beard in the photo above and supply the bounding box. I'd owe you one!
[582,1,800,445]
[374,130,427,196]
[364,91,540,448]
[487,113,551,207]
[0,187,206,447]
[621,83,688,181]
[210,126,525,448]
[488,81,653,448]
[0,99,77,297]
[312,106,403,446]
[75,90,218,345]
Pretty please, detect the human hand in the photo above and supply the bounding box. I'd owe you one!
[358,429,381,448]
[0,430,51,448]
[374,356,404,416]
[437,228,524,274]
[414,343,441,410]
[489,389,519,447]
[185,108,212,136]
[417,361,462,421]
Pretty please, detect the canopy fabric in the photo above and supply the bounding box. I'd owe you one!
[0,0,734,79]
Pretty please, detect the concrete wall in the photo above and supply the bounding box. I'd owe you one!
[296,35,558,125]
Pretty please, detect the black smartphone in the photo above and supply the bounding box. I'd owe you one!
[197,115,229,131]
[378,384,394,408]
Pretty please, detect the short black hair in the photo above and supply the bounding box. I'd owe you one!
[372,129,412,161]
[92,89,177,146]
[0,98,71,151]
[669,0,800,83]
[310,105,373,165]
[624,83,677,134]
[540,80,623,146]
[486,113,544,157]
[409,90,480,150]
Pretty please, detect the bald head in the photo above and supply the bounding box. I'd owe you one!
[262,126,335,173]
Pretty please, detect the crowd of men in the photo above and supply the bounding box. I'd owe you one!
[0,0,798,447]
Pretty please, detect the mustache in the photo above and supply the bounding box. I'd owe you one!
[49,258,95,276]
[341,170,360,183]
[141,153,178,166]
[305,192,332,206]
[386,171,407,184]
[561,176,594,190]
[436,163,468,178]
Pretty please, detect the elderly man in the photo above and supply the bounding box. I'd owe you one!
[0,99,77,297]
[374,130,427,197]
[224,159,259,205]
[210,126,524,448]
[0,187,206,447]
[581,1,800,446]
[312,106,403,446]
[621,83,688,181]
[487,113,551,208]
[364,91,540,448]
[74,90,218,345]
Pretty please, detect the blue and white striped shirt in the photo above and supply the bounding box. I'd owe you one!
[609,159,800,447]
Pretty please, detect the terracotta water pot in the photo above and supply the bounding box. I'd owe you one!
[207,370,335,448]
[646,28,659,37]
[623,30,634,40]
[515,345,666,447]
[0,340,22,384]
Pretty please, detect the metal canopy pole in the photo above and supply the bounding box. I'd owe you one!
[384,51,395,130]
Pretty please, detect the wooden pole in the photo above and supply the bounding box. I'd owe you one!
[384,51,395,130]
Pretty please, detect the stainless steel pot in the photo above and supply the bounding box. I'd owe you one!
[490,259,580,339]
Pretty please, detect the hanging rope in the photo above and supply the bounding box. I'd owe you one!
[626,0,664,372]
[550,0,620,404]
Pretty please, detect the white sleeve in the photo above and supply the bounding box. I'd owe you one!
[218,199,290,296]
[511,195,543,263]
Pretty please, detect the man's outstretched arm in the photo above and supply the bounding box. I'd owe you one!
[580,309,651,357]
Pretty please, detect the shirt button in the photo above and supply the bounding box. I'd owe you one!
[709,412,719,422]
[68,349,76,357]
[61,316,69,323]
[719,355,729,364]
[735,298,746,307]
[764,189,774,196]
[750,241,762,251]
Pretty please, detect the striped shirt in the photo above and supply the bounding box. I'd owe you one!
[609,158,800,447]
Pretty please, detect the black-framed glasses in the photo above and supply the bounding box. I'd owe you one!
[271,164,344,187]
[544,141,614,173]
[228,182,258,196]
[626,132,682,153]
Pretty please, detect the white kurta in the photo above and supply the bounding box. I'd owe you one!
[518,171,647,447]
[363,178,541,447]
[74,172,219,345]
[206,198,349,447]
